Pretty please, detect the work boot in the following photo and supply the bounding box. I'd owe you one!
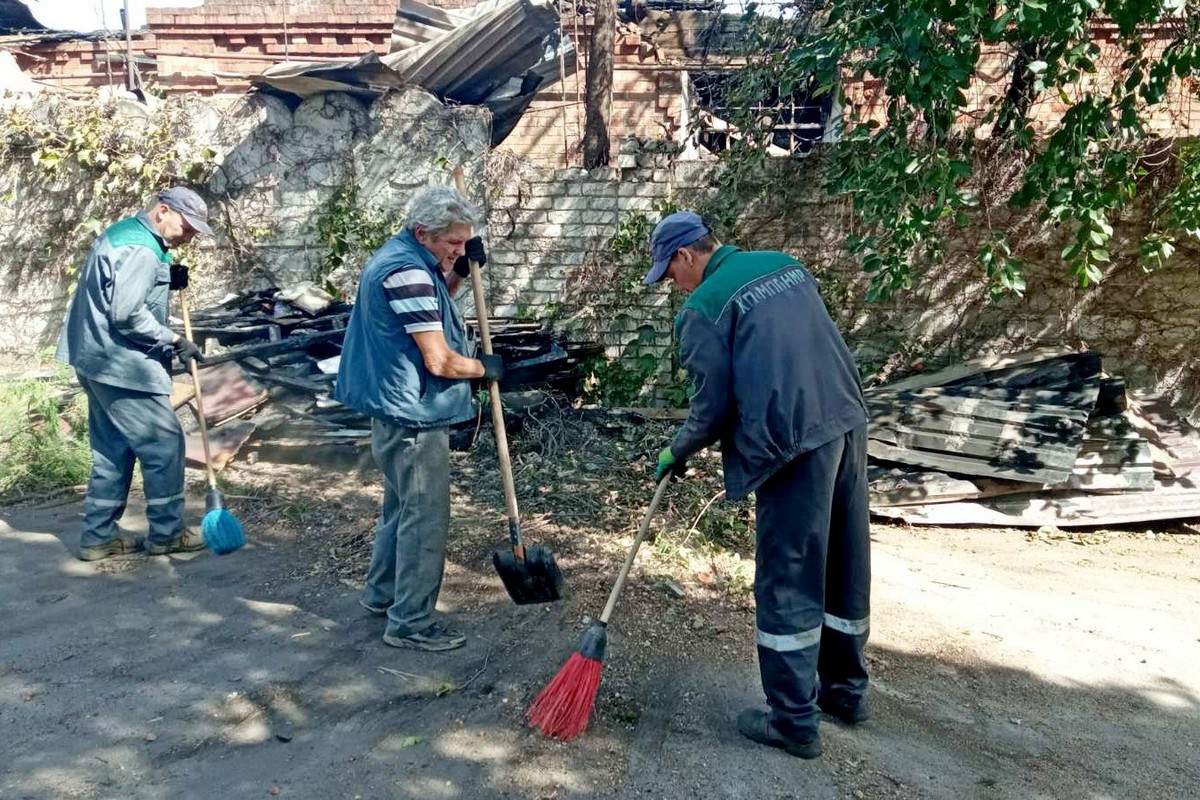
[78,533,143,562]
[382,622,466,652]
[145,528,206,556]
[736,709,822,759]
[818,693,871,725]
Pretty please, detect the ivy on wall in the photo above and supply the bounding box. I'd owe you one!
[310,181,404,299]
[1,97,217,274]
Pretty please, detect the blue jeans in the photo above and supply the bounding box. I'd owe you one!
[361,419,451,638]
[78,376,186,547]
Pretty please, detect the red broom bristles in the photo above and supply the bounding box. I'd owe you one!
[526,652,604,740]
[528,480,668,742]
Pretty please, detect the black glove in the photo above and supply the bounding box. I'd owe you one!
[169,263,189,291]
[480,353,504,382]
[453,236,487,278]
[174,337,204,370]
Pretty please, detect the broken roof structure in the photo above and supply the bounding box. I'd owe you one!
[249,0,574,145]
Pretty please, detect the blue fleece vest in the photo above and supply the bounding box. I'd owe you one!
[334,229,476,429]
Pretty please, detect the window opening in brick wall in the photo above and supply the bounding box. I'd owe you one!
[690,71,834,156]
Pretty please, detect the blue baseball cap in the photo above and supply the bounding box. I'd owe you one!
[158,186,213,236]
[643,211,710,285]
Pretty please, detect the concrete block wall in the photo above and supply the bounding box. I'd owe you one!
[482,145,709,373]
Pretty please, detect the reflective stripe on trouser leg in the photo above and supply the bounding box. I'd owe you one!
[753,433,848,740]
[817,424,872,704]
[365,420,452,639]
[79,377,136,548]
[80,378,186,545]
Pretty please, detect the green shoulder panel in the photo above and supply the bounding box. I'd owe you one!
[682,248,800,323]
[104,217,171,263]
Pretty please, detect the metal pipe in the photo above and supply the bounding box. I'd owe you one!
[122,0,133,91]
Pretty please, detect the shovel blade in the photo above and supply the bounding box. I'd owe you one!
[492,544,565,605]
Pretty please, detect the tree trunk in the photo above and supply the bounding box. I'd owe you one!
[582,0,615,168]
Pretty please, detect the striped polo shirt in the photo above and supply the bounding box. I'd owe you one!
[381,266,442,334]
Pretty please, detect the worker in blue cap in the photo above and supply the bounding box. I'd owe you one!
[57,187,213,561]
[645,210,872,759]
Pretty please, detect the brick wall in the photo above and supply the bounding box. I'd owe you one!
[10,34,156,90]
[146,0,396,93]
[843,22,1200,136]
[15,6,1198,163]
[502,12,684,167]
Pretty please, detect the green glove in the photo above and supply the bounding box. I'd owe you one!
[655,446,687,482]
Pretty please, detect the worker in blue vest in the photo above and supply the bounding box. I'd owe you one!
[336,186,503,653]
[646,211,872,759]
[57,187,212,561]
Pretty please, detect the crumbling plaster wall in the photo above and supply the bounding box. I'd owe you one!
[0,87,489,359]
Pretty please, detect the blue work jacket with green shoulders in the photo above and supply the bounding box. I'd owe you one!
[669,245,868,501]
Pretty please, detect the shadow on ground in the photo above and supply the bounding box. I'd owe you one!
[2,497,1197,800]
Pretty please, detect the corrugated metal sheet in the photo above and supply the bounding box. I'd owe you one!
[867,384,1099,484]
[251,0,572,145]
[872,480,1200,528]
[866,349,1200,527]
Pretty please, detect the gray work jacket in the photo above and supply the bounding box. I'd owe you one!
[56,212,176,394]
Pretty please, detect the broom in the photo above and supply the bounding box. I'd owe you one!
[527,475,672,740]
[180,290,246,555]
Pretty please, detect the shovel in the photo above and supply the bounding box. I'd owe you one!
[454,168,564,605]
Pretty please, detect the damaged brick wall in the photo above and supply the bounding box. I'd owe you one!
[3,87,1198,421]
[146,0,397,94]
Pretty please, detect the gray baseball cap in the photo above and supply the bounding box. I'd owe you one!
[157,186,213,236]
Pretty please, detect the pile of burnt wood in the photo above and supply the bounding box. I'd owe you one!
[167,287,600,469]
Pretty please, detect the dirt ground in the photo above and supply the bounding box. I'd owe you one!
[2,406,1198,799]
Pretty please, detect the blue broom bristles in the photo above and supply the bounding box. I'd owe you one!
[202,486,245,555]
[202,507,245,555]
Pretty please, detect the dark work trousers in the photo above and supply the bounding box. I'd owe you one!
[78,376,186,547]
[361,419,452,638]
[753,423,871,740]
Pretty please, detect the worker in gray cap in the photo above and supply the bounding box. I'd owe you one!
[57,187,213,561]
[645,211,871,759]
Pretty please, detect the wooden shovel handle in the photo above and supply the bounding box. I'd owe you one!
[453,168,524,555]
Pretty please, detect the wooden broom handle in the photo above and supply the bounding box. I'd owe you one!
[600,476,672,624]
[453,168,525,557]
[179,291,218,491]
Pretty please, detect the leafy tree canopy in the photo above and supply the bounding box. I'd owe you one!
[721,0,1200,299]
